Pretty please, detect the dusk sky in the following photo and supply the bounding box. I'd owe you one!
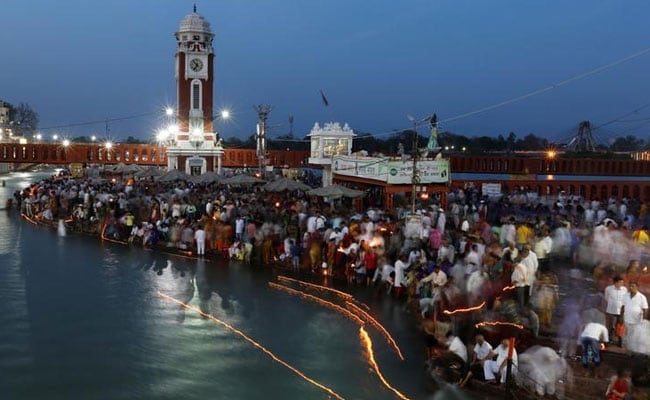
[2,0,650,144]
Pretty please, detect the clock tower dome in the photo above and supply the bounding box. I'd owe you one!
[166,7,224,175]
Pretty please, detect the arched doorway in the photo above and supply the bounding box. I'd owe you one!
[600,185,608,200]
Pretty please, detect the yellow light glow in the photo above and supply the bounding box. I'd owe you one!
[158,291,347,400]
[277,275,353,300]
[346,301,404,361]
[474,321,524,330]
[359,327,410,400]
[443,301,486,316]
[547,150,556,159]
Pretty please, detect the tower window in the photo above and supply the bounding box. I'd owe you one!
[192,82,201,109]
[182,35,188,40]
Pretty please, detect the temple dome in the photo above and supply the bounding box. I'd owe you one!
[178,11,212,34]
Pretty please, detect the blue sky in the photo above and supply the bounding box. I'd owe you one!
[2,0,650,143]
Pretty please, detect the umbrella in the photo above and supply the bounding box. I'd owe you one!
[307,184,365,198]
[135,166,163,178]
[263,177,311,192]
[108,163,141,174]
[155,169,191,182]
[190,170,222,184]
[222,174,264,185]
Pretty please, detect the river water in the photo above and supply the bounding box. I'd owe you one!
[0,170,467,400]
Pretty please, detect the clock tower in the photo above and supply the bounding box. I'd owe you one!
[166,7,223,175]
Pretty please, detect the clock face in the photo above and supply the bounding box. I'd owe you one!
[190,58,203,72]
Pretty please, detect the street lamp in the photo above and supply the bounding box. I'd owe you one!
[62,139,70,147]
[105,141,113,149]
[91,135,97,142]
[53,134,59,141]
[220,109,230,120]
[156,128,169,143]
[165,107,174,117]
[36,134,42,141]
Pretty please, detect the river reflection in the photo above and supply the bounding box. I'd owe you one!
[0,170,443,400]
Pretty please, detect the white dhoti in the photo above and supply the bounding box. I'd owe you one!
[484,360,516,383]
[196,239,205,255]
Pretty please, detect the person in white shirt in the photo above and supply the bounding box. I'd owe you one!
[393,254,410,298]
[460,218,470,233]
[194,225,206,256]
[484,338,518,384]
[604,276,628,345]
[579,322,608,368]
[519,246,538,300]
[511,257,529,307]
[306,215,317,233]
[622,282,648,326]
[584,205,595,226]
[418,265,447,317]
[533,229,553,272]
[235,216,245,241]
[447,334,468,364]
[437,209,446,233]
[622,281,649,354]
[465,244,480,276]
[460,333,494,386]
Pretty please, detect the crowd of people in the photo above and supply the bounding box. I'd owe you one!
[14,170,650,399]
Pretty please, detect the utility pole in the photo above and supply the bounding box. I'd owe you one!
[411,120,419,214]
[408,114,433,214]
[254,105,272,176]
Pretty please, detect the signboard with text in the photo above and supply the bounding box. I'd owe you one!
[386,159,449,184]
[332,157,388,181]
[332,156,449,185]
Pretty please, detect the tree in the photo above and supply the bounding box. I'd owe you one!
[515,133,548,151]
[124,136,146,144]
[507,132,517,152]
[8,102,39,136]
[609,135,644,152]
[72,136,92,143]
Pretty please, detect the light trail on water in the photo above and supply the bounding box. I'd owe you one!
[443,301,486,316]
[157,291,348,400]
[345,301,404,361]
[359,327,410,400]
[268,282,364,325]
[277,275,370,310]
[278,275,352,299]
[269,282,410,399]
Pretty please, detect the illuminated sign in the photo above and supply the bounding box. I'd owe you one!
[332,156,449,184]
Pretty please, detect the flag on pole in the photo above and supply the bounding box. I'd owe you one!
[319,90,329,106]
